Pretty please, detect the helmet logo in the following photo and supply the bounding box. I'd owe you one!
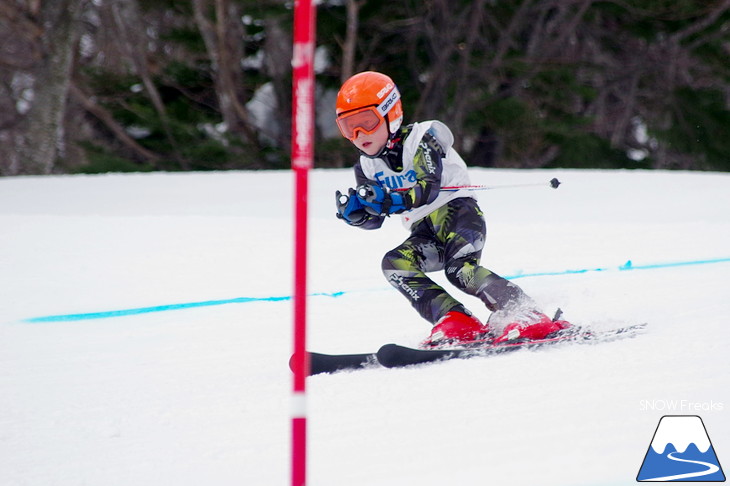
[377,87,400,116]
[376,83,394,99]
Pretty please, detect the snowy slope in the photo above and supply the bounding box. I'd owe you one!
[0,168,728,486]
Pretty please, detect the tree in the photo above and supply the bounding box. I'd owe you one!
[2,0,86,175]
[1,0,728,175]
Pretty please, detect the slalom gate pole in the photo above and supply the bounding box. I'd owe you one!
[290,1,316,485]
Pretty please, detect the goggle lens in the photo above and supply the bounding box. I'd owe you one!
[336,107,384,141]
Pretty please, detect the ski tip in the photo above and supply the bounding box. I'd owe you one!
[377,343,400,355]
[376,343,403,368]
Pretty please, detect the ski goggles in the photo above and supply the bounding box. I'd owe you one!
[336,87,401,141]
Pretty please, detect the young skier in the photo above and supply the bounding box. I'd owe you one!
[334,71,570,347]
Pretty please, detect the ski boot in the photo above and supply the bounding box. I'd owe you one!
[491,309,571,344]
[421,311,492,348]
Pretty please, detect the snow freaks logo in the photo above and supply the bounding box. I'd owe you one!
[637,415,726,482]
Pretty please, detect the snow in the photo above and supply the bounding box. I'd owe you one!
[0,168,728,486]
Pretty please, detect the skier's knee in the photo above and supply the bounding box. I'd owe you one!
[381,248,399,277]
[382,247,418,277]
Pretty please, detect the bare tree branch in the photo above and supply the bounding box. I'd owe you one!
[69,81,161,163]
[670,0,730,44]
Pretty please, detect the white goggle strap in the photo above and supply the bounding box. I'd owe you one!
[376,86,401,118]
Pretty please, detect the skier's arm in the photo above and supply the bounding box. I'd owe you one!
[401,130,445,209]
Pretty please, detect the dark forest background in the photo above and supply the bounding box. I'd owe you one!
[1,0,729,175]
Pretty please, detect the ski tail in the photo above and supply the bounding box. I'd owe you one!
[290,351,377,376]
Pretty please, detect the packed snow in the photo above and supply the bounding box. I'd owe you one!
[1,168,728,486]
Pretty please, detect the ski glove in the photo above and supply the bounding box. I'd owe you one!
[335,188,369,226]
[356,184,408,216]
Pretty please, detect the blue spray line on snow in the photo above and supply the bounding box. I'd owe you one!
[505,257,730,279]
[23,292,344,323]
[23,257,730,323]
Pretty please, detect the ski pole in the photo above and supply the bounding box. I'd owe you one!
[440,177,561,192]
[393,178,561,192]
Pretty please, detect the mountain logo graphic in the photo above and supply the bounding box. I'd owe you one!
[637,415,725,482]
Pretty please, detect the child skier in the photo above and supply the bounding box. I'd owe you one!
[334,71,570,347]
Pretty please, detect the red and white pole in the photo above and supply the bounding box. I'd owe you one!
[290,0,316,485]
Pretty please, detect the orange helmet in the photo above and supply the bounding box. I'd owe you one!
[335,71,404,140]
